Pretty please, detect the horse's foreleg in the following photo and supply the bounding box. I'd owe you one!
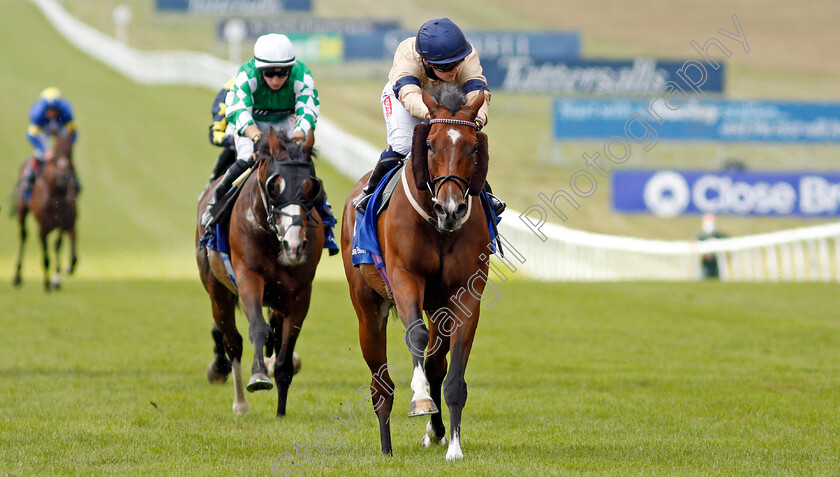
[391,270,438,417]
[270,289,308,417]
[40,232,51,291]
[50,232,63,290]
[353,292,397,455]
[67,227,78,275]
[422,315,451,448]
[237,271,272,392]
[208,287,245,414]
[206,325,232,384]
[13,212,27,287]
[443,313,480,461]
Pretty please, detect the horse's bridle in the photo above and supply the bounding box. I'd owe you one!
[425,118,480,201]
[254,159,318,240]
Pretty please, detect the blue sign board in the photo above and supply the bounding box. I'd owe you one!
[465,31,580,60]
[485,57,725,94]
[216,26,580,62]
[217,18,401,60]
[157,0,311,13]
[612,170,840,217]
[555,99,840,142]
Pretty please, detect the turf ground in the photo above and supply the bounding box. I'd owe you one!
[3,280,840,475]
[2,1,840,475]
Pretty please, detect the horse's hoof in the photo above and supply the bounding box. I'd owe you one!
[232,401,249,415]
[265,352,301,378]
[246,373,273,392]
[206,362,229,384]
[12,276,21,287]
[408,398,439,417]
[421,422,447,448]
[292,352,301,375]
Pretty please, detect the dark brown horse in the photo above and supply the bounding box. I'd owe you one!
[341,85,491,460]
[196,128,325,416]
[13,135,78,290]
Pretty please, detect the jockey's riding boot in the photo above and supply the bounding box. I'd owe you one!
[352,147,406,213]
[21,159,41,200]
[318,199,340,256]
[201,158,251,229]
[72,169,82,195]
[483,181,506,216]
[209,146,237,183]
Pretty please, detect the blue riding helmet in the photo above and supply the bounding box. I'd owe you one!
[414,18,473,65]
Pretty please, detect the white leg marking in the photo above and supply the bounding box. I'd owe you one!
[264,353,276,377]
[50,272,61,289]
[410,363,431,403]
[445,429,463,461]
[231,358,249,415]
[421,421,447,448]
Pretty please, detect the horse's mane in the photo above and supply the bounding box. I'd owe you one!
[54,134,73,161]
[431,83,467,115]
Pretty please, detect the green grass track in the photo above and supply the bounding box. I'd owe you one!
[2,280,840,475]
[2,2,840,475]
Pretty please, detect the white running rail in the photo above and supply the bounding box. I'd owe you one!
[32,0,840,282]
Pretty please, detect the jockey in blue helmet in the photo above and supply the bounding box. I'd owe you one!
[22,87,80,199]
[353,18,504,216]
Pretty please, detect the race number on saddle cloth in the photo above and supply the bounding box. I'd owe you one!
[351,163,501,269]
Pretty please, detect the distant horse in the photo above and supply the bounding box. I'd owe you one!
[13,134,78,290]
[341,85,491,460]
[196,128,325,416]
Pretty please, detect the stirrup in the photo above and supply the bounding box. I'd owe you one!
[352,191,372,214]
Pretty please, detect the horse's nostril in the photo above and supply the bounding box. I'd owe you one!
[434,203,446,218]
[455,203,468,217]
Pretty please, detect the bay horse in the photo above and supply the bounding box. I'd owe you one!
[13,134,78,290]
[196,128,325,417]
[341,85,491,460]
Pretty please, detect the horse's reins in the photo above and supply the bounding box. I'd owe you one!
[401,165,472,226]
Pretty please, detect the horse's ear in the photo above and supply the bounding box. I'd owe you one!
[412,123,431,190]
[421,89,441,119]
[268,126,280,155]
[306,177,325,205]
[466,88,486,122]
[468,131,489,196]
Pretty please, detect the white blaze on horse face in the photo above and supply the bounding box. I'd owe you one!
[278,204,304,264]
